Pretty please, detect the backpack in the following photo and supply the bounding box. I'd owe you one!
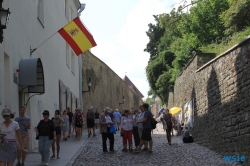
[151,117,157,129]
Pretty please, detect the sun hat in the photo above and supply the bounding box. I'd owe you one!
[42,110,50,115]
[1,108,12,115]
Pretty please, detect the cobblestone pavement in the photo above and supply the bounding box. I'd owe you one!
[73,124,242,166]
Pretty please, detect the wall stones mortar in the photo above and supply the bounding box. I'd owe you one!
[81,51,143,120]
[168,37,250,165]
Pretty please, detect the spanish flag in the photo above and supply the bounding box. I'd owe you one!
[58,17,97,56]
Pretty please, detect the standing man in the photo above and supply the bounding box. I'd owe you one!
[67,107,73,138]
[15,106,31,166]
[134,103,153,153]
[99,107,115,153]
[113,109,121,130]
[86,106,95,137]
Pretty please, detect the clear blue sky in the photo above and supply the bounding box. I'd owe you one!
[79,0,180,99]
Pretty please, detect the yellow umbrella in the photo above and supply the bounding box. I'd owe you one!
[169,107,181,115]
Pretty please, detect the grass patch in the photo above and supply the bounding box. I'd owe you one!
[200,27,250,56]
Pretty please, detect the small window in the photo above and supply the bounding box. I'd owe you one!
[66,44,70,68]
[65,0,69,20]
[71,50,75,74]
[37,0,44,26]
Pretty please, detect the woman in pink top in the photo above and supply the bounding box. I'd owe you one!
[120,110,133,152]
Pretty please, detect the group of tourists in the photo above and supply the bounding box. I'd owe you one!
[99,103,154,154]
[0,106,100,166]
[0,103,180,166]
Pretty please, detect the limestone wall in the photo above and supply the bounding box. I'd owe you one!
[169,37,250,164]
[81,51,143,117]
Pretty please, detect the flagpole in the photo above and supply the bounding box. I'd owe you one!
[30,31,59,57]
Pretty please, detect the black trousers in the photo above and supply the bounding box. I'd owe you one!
[101,127,114,152]
[133,126,140,147]
[166,125,172,143]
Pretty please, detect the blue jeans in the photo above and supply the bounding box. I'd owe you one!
[38,136,53,163]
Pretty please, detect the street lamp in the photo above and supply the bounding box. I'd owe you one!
[82,78,92,93]
[0,1,11,43]
[119,96,125,105]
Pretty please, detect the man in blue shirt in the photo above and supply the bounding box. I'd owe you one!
[113,109,121,130]
[15,106,31,166]
[133,103,153,153]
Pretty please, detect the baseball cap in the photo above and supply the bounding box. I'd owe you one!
[42,110,50,115]
[1,108,12,115]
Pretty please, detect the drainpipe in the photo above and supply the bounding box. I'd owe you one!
[79,55,83,110]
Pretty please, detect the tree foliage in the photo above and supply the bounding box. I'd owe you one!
[144,0,250,105]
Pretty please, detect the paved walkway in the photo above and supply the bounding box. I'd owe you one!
[72,124,243,166]
[14,129,92,166]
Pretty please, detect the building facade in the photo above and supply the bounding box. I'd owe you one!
[0,0,82,151]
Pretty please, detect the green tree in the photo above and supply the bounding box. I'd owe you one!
[221,0,250,34]
[144,15,165,59]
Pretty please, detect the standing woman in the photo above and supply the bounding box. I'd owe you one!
[35,110,56,166]
[132,109,140,150]
[61,110,69,141]
[120,110,133,152]
[51,110,64,159]
[163,109,173,145]
[73,108,84,140]
[0,108,26,166]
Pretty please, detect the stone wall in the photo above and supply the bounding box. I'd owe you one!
[169,37,250,165]
[81,51,143,117]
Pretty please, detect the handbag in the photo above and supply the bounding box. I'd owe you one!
[110,124,116,134]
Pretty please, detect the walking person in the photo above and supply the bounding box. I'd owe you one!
[15,106,31,166]
[132,108,140,150]
[50,110,64,159]
[163,108,173,145]
[120,110,133,152]
[94,109,99,129]
[0,108,27,166]
[99,107,115,153]
[73,108,84,140]
[86,106,95,137]
[35,110,56,166]
[134,103,153,153]
[66,107,73,138]
[113,109,121,130]
[61,110,69,141]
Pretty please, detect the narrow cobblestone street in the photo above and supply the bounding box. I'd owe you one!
[72,124,242,166]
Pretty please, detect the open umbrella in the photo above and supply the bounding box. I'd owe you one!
[169,107,181,115]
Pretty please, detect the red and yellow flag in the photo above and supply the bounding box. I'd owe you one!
[58,17,97,56]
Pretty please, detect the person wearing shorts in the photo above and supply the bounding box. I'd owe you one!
[86,106,95,137]
[94,109,99,129]
[113,109,121,130]
[133,103,153,153]
[15,106,31,166]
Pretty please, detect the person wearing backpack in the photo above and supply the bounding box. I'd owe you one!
[163,108,172,145]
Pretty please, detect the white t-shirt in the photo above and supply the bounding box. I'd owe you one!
[0,121,20,140]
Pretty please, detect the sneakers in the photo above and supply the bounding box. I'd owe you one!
[44,163,49,166]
